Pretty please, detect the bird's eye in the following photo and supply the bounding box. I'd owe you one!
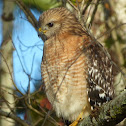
[47,22,53,27]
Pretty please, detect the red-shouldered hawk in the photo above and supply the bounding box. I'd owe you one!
[38,7,115,125]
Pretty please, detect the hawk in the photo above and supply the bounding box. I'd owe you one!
[38,7,115,125]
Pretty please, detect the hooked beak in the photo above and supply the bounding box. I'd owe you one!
[38,28,47,37]
[38,28,47,41]
[39,28,47,33]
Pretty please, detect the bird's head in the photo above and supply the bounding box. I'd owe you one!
[38,7,82,40]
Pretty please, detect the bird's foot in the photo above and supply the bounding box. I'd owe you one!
[69,106,86,126]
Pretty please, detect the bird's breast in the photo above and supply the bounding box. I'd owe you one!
[42,35,91,121]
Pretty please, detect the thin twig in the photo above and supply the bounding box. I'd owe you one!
[97,23,126,40]
[27,53,36,105]
[15,0,38,30]
[67,0,78,11]
[82,0,92,15]
[0,51,24,96]
[0,110,29,126]
[88,0,99,28]
[24,98,58,126]
[1,94,15,115]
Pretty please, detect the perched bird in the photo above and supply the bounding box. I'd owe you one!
[38,7,115,125]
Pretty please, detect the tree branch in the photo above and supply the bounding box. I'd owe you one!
[79,90,126,126]
[15,0,47,42]
[0,110,29,126]
[88,0,99,28]
[15,0,38,30]
[82,0,92,15]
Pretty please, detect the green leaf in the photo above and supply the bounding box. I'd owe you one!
[105,36,115,48]
[22,0,62,11]
[117,34,126,44]
[123,60,126,68]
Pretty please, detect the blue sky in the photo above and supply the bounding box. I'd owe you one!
[12,7,44,94]
[0,1,44,94]
[0,0,3,45]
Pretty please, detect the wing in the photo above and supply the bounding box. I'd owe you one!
[85,40,114,109]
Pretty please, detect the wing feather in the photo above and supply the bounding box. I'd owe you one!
[85,40,114,108]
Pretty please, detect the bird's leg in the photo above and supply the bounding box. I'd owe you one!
[69,106,86,126]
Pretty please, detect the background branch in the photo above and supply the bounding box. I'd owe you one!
[0,110,29,126]
[88,0,99,28]
[15,0,38,30]
[79,90,126,126]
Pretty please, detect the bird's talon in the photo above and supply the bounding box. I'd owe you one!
[69,106,86,126]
